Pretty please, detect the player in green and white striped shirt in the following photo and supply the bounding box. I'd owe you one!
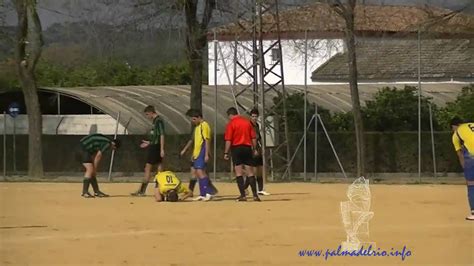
[78,134,120,198]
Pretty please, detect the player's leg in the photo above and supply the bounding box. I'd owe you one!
[466,181,474,220]
[79,149,94,198]
[196,168,213,201]
[244,148,260,201]
[82,163,95,198]
[464,152,474,220]
[232,147,247,201]
[131,163,153,196]
[89,154,109,197]
[192,147,213,201]
[132,145,159,196]
[188,165,197,196]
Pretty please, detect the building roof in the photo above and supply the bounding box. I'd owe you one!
[311,38,474,82]
[211,3,474,40]
[39,84,467,134]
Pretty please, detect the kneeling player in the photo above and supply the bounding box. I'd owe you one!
[154,171,193,202]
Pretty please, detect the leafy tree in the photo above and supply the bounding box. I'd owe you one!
[363,86,438,131]
[436,84,474,129]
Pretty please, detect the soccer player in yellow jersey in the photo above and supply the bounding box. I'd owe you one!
[183,109,215,201]
[450,117,474,221]
[154,171,192,202]
[179,127,218,197]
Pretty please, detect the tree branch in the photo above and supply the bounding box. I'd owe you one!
[200,0,216,30]
[13,0,27,70]
[328,0,346,17]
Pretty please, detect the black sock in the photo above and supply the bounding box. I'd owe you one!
[236,176,246,197]
[256,176,264,191]
[248,176,258,197]
[243,176,250,190]
[90,176,100,193]
[140,182,149,194]
[82,178,91,194]
[189,178,197,192]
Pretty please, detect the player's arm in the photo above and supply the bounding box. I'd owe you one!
[154,184,163,202]
[94,150,102,169]
[252,138,258,156]
[178,185,192,201]
[224,123,232,160]
[180,139,193,157]
[457,150,465,168]
[250,124,258,155]
[205,140,211,162]
[452,133,464,168]
[160,135,165,158]
[204,124,211,162]
[140,140,150,148]
[157,119,165,158]
[224,140,231,160]
[180,191,193,201]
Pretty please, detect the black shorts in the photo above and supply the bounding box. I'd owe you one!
[231,145,255,167]
[76,149,94,164]
[146,144,163,165]
[253,154,263,167]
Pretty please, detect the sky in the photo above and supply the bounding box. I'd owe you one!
[1,0,473,29]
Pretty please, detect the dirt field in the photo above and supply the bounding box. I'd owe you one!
[0,182,473,265]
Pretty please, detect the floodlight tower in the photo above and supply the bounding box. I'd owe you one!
[232,0,291,180]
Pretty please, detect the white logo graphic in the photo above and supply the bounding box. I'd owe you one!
[340,176,375,251]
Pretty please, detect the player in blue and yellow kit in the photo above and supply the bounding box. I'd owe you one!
[154,171,192,202]
[450,117,474,221]
[184,109,215,201]
[179,127,218,197]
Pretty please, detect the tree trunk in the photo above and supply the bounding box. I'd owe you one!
[20,75,44,177]
[14,0,44,177]
[184,0,215,113]
[188,46,204,112]
[343,2,366,177]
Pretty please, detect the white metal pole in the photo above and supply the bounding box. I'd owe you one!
[303,30,308,181]
[258,4,267,183]
[314,103,318,180]
[417,28,422,181]
[57,92,61,114]
[429,104,437,177]
[318,114,347,179]
[213,32,218,181]
[3,112,6,178]
[13,116,16,174]
[282,115,316,178]
[108,112,120,181]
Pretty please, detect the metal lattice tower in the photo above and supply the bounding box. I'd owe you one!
[232,0,291,180]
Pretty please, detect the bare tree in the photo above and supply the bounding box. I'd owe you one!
[184,0,216,112]
[13,0,44,177]
[330,0,366,177]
